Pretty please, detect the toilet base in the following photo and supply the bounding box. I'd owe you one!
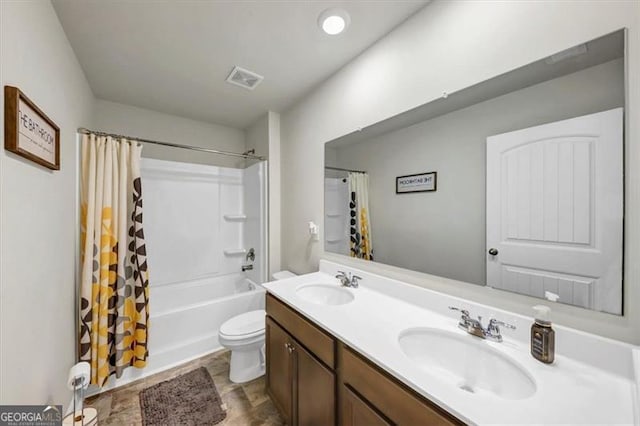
[228,345,265,384]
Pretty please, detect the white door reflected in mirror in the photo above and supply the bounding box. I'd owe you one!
[486,108,623,314]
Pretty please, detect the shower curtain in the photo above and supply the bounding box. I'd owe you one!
[348,172,374,260]
[79,133,150,386]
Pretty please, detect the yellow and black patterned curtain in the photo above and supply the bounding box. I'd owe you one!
[79,133,150,386]
[348,172,374,261]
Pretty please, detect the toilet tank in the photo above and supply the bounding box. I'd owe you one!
[271,270,296,280]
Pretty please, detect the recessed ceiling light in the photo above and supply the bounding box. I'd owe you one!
[318,8,350,35]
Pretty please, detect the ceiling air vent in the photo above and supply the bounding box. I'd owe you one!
[226,66,264,90]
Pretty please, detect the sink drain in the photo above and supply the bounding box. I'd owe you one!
[458,383,475,394]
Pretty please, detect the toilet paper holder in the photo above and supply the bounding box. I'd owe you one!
[66,362,91,425]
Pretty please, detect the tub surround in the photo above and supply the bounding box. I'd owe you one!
[89,158,268,393]
[263,260,638,425]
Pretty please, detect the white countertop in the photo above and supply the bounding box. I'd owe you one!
[263,261,638,425]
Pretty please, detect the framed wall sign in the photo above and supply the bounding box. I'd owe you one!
[396,171,437,194]
[4,86,60,170]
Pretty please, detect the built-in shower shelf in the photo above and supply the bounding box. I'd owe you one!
[224,249,247,256]
[224,214,247,221]
[326,238,344,243]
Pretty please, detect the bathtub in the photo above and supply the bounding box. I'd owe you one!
[93,272,265,393]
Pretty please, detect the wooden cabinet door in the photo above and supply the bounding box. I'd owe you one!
[266,317,294,424]
[341,385,392,426]
[294,341,336,426]
[340,345,461,426]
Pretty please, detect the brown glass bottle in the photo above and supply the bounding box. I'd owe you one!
[531,318,555,364]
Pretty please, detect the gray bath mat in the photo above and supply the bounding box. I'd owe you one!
[139,367,227,425]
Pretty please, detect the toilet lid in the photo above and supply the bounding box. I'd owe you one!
[219,309,265,338]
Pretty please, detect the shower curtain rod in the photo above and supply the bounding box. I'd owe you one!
[77,127,265,160]
[325,166,367,174]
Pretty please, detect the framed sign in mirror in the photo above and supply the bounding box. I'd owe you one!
[4,86,60,170]
[396,172,437,193]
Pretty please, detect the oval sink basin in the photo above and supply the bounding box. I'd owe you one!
[399,328,536,400]
[296,284,354,306]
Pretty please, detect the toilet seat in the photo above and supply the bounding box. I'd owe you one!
[219,309,265,340]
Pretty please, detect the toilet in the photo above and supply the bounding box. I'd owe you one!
[218,270,297,383]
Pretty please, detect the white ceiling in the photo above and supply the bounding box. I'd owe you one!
[52,1,428,129]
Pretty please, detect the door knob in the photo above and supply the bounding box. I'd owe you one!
[488,248,498,256]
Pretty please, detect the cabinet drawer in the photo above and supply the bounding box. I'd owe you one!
[340,345,462,426]
[266,293,335,369]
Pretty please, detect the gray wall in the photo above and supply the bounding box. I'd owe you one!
[245,112,284,277]
[266,112,283,276]
[93,99,246,168]
[0,0,94,406]
[281,0,640,344]
[246,113,269,160]
[333,59,624,285]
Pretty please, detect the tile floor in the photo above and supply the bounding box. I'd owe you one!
[86,350,283,425]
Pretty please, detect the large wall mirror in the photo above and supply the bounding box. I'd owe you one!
[324,29,626,315]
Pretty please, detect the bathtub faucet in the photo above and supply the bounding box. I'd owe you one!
[246,248,255,262]
[242,264,253,272]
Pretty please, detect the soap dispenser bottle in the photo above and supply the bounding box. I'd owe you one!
[531,305,555,364]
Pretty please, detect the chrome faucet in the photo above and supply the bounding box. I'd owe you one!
[448,306,516,342]
[335,271,361,288]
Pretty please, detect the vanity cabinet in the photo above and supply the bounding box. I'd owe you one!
[266,295,336,426]
[339,344,461,426]
[266,293,462,426]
